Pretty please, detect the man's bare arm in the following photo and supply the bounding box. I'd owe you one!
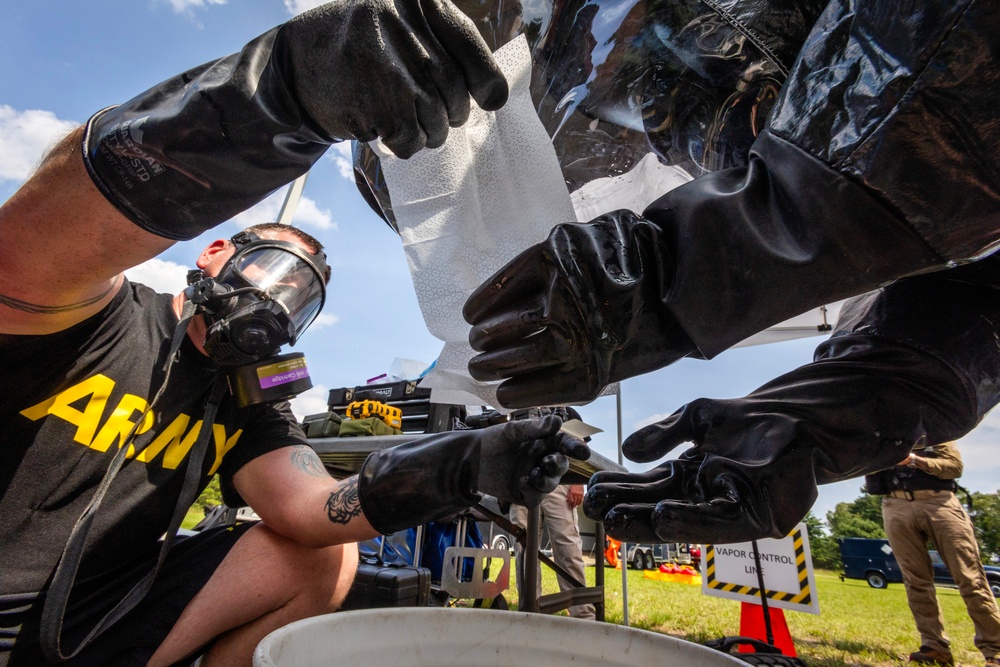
[235,418,589,547]
[234,446,379,547]
[0,127,174,335]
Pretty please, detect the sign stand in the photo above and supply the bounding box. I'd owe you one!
[738,602,796,657]
[702,527,815,664]
[752,542,773,644]
[740,541,796,656]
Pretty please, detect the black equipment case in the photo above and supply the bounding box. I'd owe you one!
[326,379,461,434]
[341,561,432,611]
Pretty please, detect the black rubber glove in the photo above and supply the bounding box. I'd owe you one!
[463,133,942,409]
[583,335,974,544]
[584,253,1000,544]
[464,209,698,408]
[281,0,508,152]
[358,415,589,535]
[84,0,507,241]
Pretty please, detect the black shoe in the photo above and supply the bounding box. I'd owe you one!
[909,646,954,666]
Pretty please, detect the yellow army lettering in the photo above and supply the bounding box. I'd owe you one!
[20,374,243,474]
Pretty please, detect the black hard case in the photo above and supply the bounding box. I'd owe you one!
[341,561,431,610]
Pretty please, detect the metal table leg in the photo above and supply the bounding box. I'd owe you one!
[594,520,605,622]
[521,505,541,612]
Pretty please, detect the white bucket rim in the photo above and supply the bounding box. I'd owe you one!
[254,607,747,667]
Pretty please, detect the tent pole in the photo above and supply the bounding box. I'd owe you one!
[617,391,629,627]
[276,173,309,225]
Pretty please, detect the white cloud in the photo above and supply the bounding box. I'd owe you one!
[284,0,327,15]
[329,143,355,181]
[231,191,284,228]
[124,258,191,295]
[311,312,339,329]
[954,411,1000,494]
[289,384,330,421]
[633,412,671,431]
[231,187,336,231]
[294,195,336,230]
[166,0,227,12]
[0,106,78,183]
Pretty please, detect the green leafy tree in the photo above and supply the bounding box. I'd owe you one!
[803,511,825,541]
[196,475,223,513]
[968,490,1000,563]
[827,490,886,540]
[804,511,842,571]
[845,492,885,528]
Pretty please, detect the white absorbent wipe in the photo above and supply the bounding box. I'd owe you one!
[371,35,697,408]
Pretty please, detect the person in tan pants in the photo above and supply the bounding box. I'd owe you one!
[869,442,1000,666]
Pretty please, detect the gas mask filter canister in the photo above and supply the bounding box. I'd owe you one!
[227,352,314,408]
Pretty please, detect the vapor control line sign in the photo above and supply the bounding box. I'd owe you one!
[702,523,819,614]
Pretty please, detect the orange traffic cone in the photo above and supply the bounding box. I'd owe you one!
[605,538,621,569]
[738,601,796,657]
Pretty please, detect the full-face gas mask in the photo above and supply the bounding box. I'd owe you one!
[184,230,329,406]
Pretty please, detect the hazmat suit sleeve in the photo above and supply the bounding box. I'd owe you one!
[464,0,1000,409]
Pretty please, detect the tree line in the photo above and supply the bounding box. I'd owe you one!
[806,487,1000,571]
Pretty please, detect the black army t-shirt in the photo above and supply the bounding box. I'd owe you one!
[0,280,308,597]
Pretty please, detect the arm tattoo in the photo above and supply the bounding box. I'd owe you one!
[325,477,362,525]
[290,445,328,478]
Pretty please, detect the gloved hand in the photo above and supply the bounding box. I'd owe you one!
[463,210,698,408]
[359,415,590,534]
[85,0,507,240]
[584,333,978,544]
[464,134,940,410]
[281,0,508,156]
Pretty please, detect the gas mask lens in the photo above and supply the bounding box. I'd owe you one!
[231,247,325,343]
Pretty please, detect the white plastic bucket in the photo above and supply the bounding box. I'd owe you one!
[253,608,745,667]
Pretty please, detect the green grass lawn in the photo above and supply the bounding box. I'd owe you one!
[181,506,204,530]
[167,520,984,665]
[511,565,987,667]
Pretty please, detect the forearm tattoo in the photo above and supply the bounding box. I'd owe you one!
[290,445,328,478]
[325,477,362,525]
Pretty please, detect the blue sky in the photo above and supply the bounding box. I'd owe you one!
[4,0,998,526]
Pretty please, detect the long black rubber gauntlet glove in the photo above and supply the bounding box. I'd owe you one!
[464,134,942,409]
[583,336,975,545]
[358,415,589,535]
[84,0,508,241]
[584,253,1000,544]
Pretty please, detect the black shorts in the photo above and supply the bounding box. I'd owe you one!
[1,522,254,667]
